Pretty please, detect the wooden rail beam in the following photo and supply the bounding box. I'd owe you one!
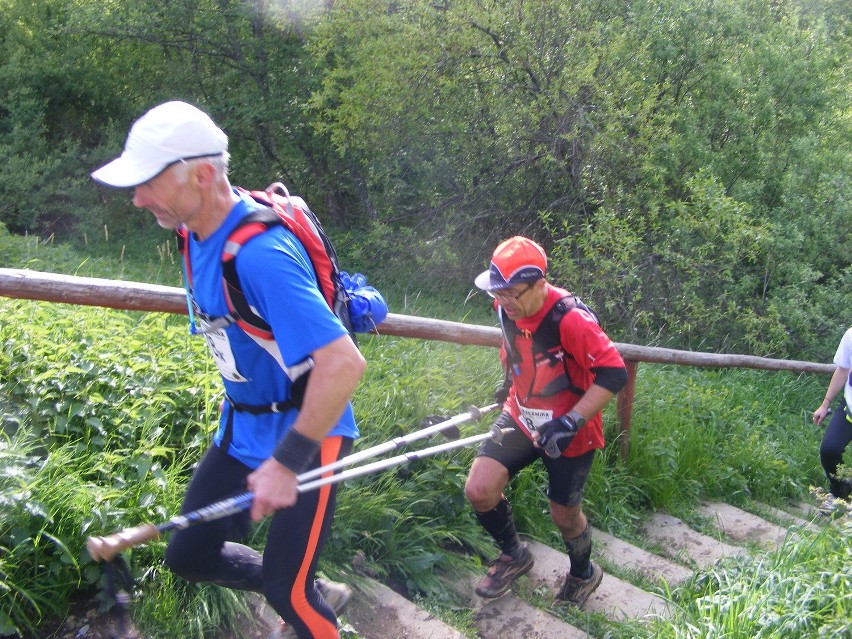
[0,268,835,460]
[616,361,640,462]
[0,268,834,372]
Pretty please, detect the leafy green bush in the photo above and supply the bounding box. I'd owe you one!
[0,297,220,636]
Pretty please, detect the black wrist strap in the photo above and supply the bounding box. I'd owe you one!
[567,409,586,429]
[272,429,321,475]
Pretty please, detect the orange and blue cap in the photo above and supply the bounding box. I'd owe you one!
[474,236,547,291]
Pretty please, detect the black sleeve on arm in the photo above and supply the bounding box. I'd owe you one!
[590,366,629,394]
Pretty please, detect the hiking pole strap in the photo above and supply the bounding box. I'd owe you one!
[298,402,499,483]
[104,555,135,639]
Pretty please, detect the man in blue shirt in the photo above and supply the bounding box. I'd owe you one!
[92,101,365,639]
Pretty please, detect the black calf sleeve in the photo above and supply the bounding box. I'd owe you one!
[564,524,592,578]
[475,497,521,556]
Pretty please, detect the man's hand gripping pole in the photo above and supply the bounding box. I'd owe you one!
[87,403,503,562]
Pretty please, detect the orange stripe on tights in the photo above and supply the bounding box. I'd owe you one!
[289,436,343,639]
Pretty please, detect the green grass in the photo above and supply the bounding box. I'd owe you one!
[1,230,850,638]
[654,526,851,638]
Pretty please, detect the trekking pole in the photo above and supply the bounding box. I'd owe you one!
[87,422,511,562]
[297,403,499,483]
[297,422,511,492]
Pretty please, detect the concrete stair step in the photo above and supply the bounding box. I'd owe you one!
[641,512,746,568]
[698,501,799,549]
[245,501,805,639]
[524,539,672,621]
[474,593,592,639]
[460,554,593,639]
[342,577,466,639]
[592,527,692,586]
[758,503,820,533]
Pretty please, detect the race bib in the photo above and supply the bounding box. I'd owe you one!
[517,404,553,435]
[202,325,248,382]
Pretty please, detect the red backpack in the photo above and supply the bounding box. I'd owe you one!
[177,182,355,340]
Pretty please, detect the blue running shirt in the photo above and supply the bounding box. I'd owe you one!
[187,191,359,469]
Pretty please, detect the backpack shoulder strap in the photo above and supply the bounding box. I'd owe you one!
[220,206,284,339]
[241,184,339,309]
[224,185,355,341]
[500,294,600,399]
[532,294,600,354]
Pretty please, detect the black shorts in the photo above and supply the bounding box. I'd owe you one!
[477,412,595,507]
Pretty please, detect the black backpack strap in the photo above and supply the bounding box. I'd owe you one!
[498,306,521,373]
[533,299,587,397]
[501,296,596,399]
[223,372,307,416]
[221,207,285,336]
[218,371,309,455]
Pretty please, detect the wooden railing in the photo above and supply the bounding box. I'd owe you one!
[0,268,835,458]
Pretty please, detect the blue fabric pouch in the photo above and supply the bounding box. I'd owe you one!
[340,271,388,333]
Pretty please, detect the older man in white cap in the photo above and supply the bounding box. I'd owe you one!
[464,236,627,607]
[92,101,365,639]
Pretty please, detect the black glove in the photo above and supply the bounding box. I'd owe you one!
[494,383,510,405]
[537,413,582,459]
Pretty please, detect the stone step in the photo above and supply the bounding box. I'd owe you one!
[641,512,746,568]
[698,501,797,549]
[474,593,592,639]
[340,577,466,639]
[524,539,671,621]
[592,527,692,586]
[793,500,822,520]
[758,503,820,533]
[250,578,464,639]
[459,551,593,639]
[245,502,802,638]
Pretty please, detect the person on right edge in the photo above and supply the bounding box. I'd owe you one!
[812,326,852,515]
[464,236,628,607]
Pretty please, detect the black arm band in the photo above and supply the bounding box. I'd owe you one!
[591,366,629,394]
[272,429,321,475]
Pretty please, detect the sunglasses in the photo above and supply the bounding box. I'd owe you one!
[488,283,534,303]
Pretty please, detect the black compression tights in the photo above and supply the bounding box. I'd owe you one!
[820,404,852,499]
[165,440,351,638]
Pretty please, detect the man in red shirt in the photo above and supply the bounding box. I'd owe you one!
[465,236,628,606]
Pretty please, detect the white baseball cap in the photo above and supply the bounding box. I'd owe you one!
[91,101,228,188]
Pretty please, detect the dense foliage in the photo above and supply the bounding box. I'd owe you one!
[1,226,849,639]
[0,0,848,359]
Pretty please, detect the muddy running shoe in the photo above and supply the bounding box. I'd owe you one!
[474,543,534,598]
[267,579,352,638]
[316,578,353,615]
[817,495,850,517]
[268,621,297,639]
[556,561,603,607]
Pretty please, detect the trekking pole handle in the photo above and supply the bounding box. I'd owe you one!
[87,491,255,562]
[87,524,160,563]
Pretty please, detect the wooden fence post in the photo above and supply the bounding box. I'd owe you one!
[616,360,639,462]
